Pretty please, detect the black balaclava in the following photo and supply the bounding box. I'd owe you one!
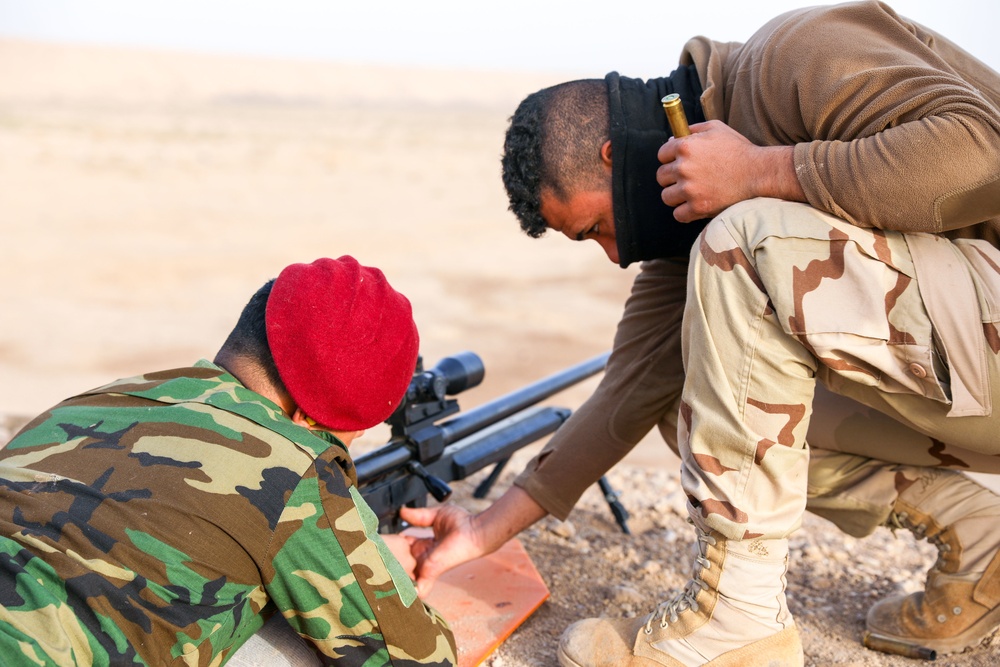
[607,67,709,268]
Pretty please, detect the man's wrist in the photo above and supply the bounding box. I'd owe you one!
[471,486,548,555]
[755,145,806,202]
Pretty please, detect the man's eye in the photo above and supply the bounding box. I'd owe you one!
[589,224,600,236]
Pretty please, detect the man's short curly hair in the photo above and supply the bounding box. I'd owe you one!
[501,79,610,238]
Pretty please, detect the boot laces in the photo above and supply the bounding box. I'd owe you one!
[644,531,717,633]
[886,510,951,566]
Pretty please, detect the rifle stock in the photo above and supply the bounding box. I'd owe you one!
[356,352,617,533]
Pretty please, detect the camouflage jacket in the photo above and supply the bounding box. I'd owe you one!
[0,361,456,666]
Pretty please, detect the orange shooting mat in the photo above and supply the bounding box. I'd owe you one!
[418,534,550,667]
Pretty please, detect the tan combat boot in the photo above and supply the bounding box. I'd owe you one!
[558,525,803,667]
[866,469,1000,655]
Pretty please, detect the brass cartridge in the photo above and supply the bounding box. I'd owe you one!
[861,632,937,661]
[661,93,691,138]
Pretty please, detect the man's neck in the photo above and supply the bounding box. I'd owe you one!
[213,352,294,415]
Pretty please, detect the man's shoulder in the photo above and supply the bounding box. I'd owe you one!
[81,360,232,401]
[7,361,310,454]
[744,1,915,58]
[80,360,303,438]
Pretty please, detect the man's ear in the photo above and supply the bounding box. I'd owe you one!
[600,140,613,169]
[290,407,313,427]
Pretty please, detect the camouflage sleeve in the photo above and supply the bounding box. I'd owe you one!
[265,449,456,666]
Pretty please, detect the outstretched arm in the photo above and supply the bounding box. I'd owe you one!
[399,485,547,596]
[400,259,691,590]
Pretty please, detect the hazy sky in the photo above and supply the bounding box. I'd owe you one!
[0,0,996,77]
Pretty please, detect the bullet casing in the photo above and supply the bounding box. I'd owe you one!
[661,93,691,138]
[862,632,937,660]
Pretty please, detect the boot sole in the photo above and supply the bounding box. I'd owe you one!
[557,648,586,667]
[868,603,1000,655]
[556,625,803,667]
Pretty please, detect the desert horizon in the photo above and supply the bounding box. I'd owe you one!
[5,35,1000,484]
[0,37,642,452]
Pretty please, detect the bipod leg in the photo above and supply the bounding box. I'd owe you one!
[598,476,631,534]
[474,457,511,498]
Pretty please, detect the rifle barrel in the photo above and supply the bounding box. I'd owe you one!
[353,351,610,483]
[435,351,610,445]
[355,444,411,482]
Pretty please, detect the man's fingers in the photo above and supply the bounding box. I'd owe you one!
[404,533,425,551]
[398,505,436,527]
[414,549,456,597]
[661,183,684,208]
[658,123,709,165]
[415,573,439,598]
[656,162,676,189]
[657,138,676,165]
[671,203,697,224]
[410,548,442,597]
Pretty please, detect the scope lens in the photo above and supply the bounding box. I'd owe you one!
[433,352,485,395]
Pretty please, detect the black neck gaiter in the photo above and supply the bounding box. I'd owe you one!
[607,66,708,268]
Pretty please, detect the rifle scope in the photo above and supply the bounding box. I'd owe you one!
[407,351,485,403]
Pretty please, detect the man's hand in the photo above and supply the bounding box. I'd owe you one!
[398,486,548,596]
[656,120,805,222]
[399,504,486,596]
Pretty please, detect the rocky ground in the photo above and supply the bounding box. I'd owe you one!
[447,458,1000,667]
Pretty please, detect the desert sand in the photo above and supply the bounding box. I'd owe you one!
[1,38,997,665]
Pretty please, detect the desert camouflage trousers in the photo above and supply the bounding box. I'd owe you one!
[679,199,1000,541]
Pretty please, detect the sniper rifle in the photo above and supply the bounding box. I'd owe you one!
[355,351,631,534]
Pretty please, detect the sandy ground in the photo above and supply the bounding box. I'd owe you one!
[2,39,999,665]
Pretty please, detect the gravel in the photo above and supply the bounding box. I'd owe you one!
[456,463,1000,667]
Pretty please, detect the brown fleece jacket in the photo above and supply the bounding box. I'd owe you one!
[516,0,1000,520]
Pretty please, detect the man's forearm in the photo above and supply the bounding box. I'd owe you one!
[473,486,548,553]
[658,122,806,222]
[513,259,690,519]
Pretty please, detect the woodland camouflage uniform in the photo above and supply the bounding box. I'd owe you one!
[0,360,456,666]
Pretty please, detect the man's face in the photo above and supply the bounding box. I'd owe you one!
[540,187,618,264]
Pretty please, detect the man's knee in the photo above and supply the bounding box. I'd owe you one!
[701,198,860,258]
[689,199,840,289]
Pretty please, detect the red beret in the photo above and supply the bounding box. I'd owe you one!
[265,256,419,431]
